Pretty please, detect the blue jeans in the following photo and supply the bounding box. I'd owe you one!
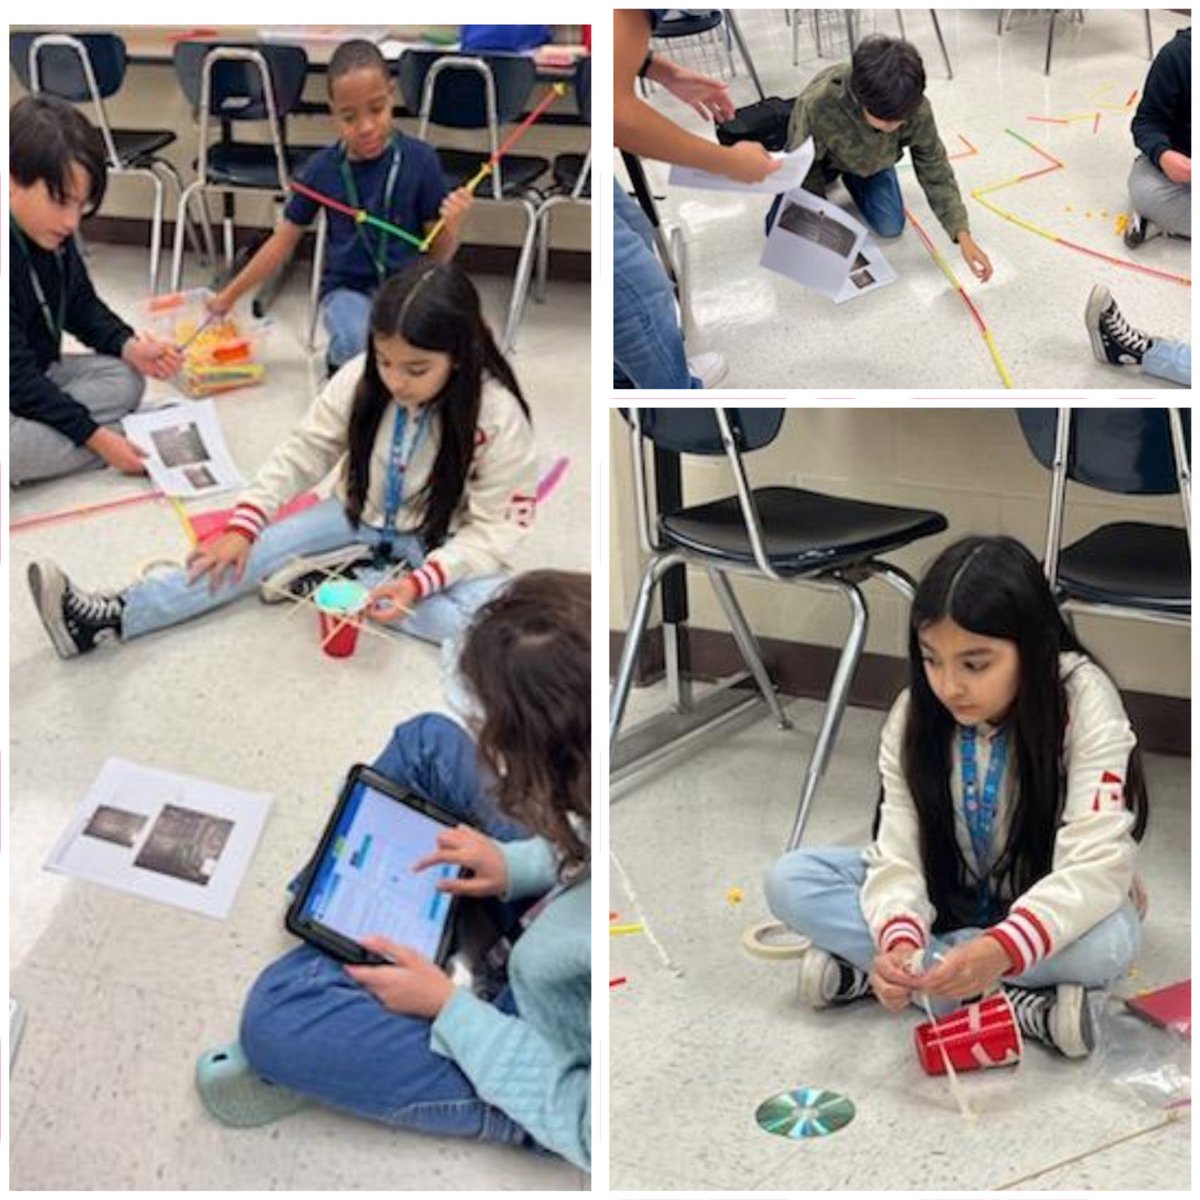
[765,846,1141,1013]
[241,714,538,1145]
[765,167,905,239]
[612,182,701,390]
[321,288,373,369]
[1144,338,1191,386]
[122,497,506,645]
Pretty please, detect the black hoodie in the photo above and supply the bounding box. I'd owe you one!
[1131,27,1191,166]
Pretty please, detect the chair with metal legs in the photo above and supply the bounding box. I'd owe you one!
[997,10,1154,75]
[1017,408,1190,626]
[611,408,949,849]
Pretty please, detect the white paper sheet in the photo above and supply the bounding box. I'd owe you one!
[44,758,271,919]
[122,398,245,498]
[668,137,815,196]
[759,185,869,299]
[833,237,898,304]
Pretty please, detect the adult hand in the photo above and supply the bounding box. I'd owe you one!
[413,824,509,898]
[869,944,924,1011]
[367,575,421,624]
[206,291,234,317]
[958,232,993,282]
[721,141,781,184]
[655,59,736,122]
[123,332,183,379]
[345,939,456,1019]
[186,530,252,591]
[1159,149,1191,185]
[919,937,1011,1002]
[86,427,148,475]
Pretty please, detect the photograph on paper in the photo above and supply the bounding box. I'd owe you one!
[122,399,245,498]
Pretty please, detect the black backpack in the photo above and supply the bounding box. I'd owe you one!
[716,96,796,152]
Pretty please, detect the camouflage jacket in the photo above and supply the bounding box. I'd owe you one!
[786,64,970,241]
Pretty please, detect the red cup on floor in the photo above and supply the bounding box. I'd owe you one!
[914,992,1023,1075]
[314,580,369,659]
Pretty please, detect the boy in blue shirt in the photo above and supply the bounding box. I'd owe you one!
[212,39,471,371]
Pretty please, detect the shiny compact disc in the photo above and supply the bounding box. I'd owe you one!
[755,1087,855,1139]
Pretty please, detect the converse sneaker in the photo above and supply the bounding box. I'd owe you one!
[258,544,374,604]
[27,560,125,659]
[797,947,872,1009]
[1123,212,1159,249]
[1085,285,1153,367]
[1004,983,1094,1059]
[688,352,729,389]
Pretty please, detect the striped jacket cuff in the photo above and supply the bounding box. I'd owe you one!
[879,914,927,953]
[226,503,268,542]
[409,558,449,601]
[988,906,1054,975]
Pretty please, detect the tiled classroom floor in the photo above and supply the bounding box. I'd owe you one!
[10,244,590,1190]
[609,686,1190,1190]
[621,7,1192,389]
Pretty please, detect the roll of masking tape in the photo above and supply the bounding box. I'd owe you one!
[742,920,813,960]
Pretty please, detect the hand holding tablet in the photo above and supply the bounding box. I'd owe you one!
[344,938,456,1019]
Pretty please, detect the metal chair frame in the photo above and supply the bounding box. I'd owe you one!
[996,9,1153,75]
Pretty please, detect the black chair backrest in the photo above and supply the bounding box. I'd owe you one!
[630,408,786,456]
[575,56,591,125]
[396,49,536,128]
[172,41,309,120]
[11,31,127,99]
[1017,409,1190,496]
[654,11,724,38]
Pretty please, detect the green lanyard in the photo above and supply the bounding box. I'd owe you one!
[12,220,66,344]
[339,137,403,282]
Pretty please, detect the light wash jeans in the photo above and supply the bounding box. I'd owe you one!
[765,846,1141,1013]
[122,497,506,645]
[320,288,374,369]
[613,182,701,390]
[241,714,540,1147]
[765,166,905,239]
[1143,338,1191,387]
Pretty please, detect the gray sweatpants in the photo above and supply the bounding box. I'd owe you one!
[1127,154,1191,238]
[11,355,146,486]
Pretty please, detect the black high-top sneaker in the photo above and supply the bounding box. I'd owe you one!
[797,947,872,1009]
[258,545,375,604]
[1004,983,1094,1059]
[1123,212,1161,249]
[1085,285,1153,367]
[28,561,125,659]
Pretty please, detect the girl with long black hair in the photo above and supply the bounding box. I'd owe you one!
[766,535,1148,1059]
[28,261,536,657]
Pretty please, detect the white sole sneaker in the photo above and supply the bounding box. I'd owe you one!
[1084,284,1113,366]
[796,947,838,1009]
[1049,983,1094,1058]
[27,561,76,660]
[258,545,374,604]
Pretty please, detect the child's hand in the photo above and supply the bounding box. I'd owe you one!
[721,141,781,185]
[187,531,252,591]
[869,945,924,1011]
[86,427,148,475]
[919,937,1010,1001]
[654,59,736,123]
[440,187,473,229]
[123,332,183,379]
[1159,149,1191,185]
[412,824,509,898]
[345,939,455,1018]
[207,291,234,317]
[957,232,993,283]
[367,575,421,623]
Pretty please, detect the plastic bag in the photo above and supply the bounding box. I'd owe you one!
[1087,991,1191,1111]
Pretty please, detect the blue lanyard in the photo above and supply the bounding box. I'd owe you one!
[960,725,1008,919]
[339,137,403,282]
[378,403,430,559]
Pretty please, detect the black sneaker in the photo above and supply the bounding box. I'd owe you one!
[1085,284,1153,367]
[797,947,872,1009]
[28,560,125,659]
[258,544,374,604]
[1123,212,1161,249]
[1004,983,1094,1059]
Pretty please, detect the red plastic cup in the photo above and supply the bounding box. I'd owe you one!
[318,609,361,658]
[914,992,1023,1075]
[314,580,369,659]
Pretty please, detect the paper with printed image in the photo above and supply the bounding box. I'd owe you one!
[122,398,244,497]
[760,184,869,299]
[668,137,814,195]
[833,237,897,304]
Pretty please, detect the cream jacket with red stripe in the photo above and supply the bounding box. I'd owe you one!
[861,652,1138,975]
[225,358,537,599]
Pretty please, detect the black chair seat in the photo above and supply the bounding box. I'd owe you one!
[655,12,724,38]
[661,485,948,574]
[437,148,548,195]
[552,153,590,196]
[203,143,319,189]
[111,128,176,165]
[1057,522,1190,614]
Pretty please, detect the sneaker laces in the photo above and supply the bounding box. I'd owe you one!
[66,588,123,626]
[1006,986,1052,1042]
[835,959,872,1002]
[1102,303,1152,356]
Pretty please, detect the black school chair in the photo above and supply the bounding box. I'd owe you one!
[10,31,199,294]
[169,42,320,293]
[1017,408,1190,625]
[532,56,590,303]
[397,49,551,355]
[611,408,948,849]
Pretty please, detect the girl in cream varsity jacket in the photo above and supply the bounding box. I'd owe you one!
[28,263,537,658]
[766,536,1148,1060]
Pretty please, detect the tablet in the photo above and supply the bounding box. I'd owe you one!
[286,764,467,967]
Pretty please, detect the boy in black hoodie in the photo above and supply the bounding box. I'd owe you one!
[1126,26,1190,245]
[10,95,181,485]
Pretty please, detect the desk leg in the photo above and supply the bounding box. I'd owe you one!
[724,10,767,100]
[931,10,953,79]
[1045,9,1057,75]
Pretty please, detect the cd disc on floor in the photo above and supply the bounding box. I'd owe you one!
[755,1087,855,1139]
